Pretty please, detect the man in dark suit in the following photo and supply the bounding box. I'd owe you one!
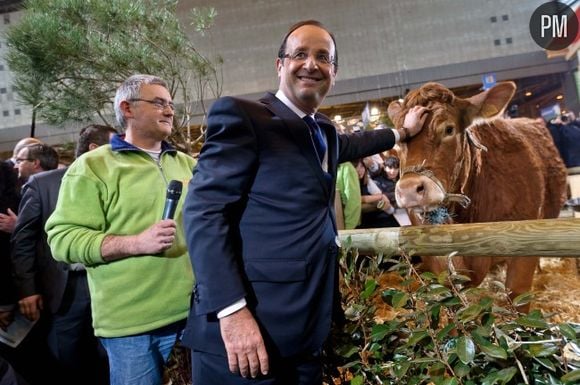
[182,20,428,384]
[10,125,115,385]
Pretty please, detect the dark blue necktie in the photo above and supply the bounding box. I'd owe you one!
[303,115,327,163]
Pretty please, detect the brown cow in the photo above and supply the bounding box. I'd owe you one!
[387,81,567,311]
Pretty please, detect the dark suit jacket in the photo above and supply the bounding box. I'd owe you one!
[11,168,69,314]
[183,93,398,357]
[1,161,19,307]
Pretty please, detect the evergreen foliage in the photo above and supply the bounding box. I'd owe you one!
[324,242,580,384]
[5,0,221,152]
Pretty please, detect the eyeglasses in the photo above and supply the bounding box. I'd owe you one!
[129,98,175,112]
[15,158,33,164]
[281,51,335,66]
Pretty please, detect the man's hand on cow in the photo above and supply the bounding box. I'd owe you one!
[401,105,429,140]
[219,307,269,379]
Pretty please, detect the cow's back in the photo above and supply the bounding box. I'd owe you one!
[459,117,567,223]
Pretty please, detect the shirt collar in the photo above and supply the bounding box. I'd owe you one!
[275,90,314,119]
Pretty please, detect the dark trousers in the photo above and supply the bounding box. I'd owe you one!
[0,317,58,385]
[0,355,28,385]
[48,271,109,385]
[191,349,322,385]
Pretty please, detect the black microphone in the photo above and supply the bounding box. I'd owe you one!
[162,180,183,220]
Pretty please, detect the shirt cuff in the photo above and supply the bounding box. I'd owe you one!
[217,298,247,319]
[392,129,401,143]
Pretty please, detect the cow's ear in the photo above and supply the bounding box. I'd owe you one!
[388,100,403,123]
[464,81,516,121]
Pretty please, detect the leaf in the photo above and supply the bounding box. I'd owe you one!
[473,334,508,360]
[408,330,430,345]
[528,342,559,358]
[559,323,578,341]
[360,279,377,300]
[392,292,409,309]
[457,336,476,364]
[393,361,411,378]
[457,304,484,323]
[371,322,398,342]
[481,367,517,385]
[512,292,534,307]
[420,271,437,281]
[449,273,472,284]
[336,344,359,358]
[562,369,580,383]
[381,288,402,306]
[437,271,450,285]
[453,361,471,377]
[533,356,557,372]
[515,314,549,329]
[437,323,456,341]
[427,284,452,296]
[351,374,364,385]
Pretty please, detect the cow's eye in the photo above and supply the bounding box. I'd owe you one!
[444,126,454,136]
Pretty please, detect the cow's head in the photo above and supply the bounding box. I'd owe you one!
[387,81,516,223]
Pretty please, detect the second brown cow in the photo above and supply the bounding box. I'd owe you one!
[387,81,567,310]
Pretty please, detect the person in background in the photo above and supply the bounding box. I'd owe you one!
[0,160,19,323]
[2,144,59,385]
[182,19,427,385]
[356,158,399,229]
[0,141,47,236]
[382,156,400,204]
[336,160,362,229]
[11,124,116,385]
[1,140,38,385]
[45,75,196,385]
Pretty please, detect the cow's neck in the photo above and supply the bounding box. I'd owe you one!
[446,127,485,220]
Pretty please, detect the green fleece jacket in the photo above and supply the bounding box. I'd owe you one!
[46,138,196,338]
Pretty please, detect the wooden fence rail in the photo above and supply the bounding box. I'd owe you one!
[338,217,580,257]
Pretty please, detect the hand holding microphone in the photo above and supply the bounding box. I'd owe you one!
[132,180,183,255]
[162,180,183,220]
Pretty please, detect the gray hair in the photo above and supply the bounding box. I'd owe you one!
[114,74,169,128]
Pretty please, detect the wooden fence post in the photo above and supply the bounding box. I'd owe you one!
[338,217,580,257]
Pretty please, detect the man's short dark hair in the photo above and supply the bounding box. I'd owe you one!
[25,144,59,171]
[385,156,400,169]
[76,124,117,158]
[277,20,338,69]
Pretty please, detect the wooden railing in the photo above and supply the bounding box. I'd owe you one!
[338,217,580,257]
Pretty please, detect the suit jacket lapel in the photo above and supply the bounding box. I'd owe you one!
[260,93,331,197]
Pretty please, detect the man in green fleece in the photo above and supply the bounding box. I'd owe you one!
[45,74,196,385]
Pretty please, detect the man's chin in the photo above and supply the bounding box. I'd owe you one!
[298,92,323,110]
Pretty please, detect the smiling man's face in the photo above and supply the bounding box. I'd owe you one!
[276,25,337,114]
[129,84,174,143]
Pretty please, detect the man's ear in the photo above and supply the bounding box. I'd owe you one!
[119,100,134,119]
[276,57,283,78]
[31,158,42,171]
[88,143,99,151]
